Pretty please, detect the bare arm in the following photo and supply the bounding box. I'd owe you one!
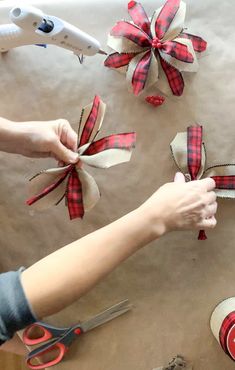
[0,119,217,353]
[21,174,217,319]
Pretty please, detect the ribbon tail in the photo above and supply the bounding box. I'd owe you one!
[78,96,107,149]
[180,32,207,52]
[154,0,180,40]
[127,1,151,35]
[160,56,184,96]
[66,169,84,220]
[198,230,207,241]
[160,41,194,63]
[104,52,136,68]
[26,170,69,206]
[132,50,152,95]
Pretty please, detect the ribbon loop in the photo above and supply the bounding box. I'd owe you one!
[27,97,136,220]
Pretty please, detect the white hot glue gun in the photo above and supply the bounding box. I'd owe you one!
[0,5,107,59]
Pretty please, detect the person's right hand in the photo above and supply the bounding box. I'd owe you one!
[139,172,217,236]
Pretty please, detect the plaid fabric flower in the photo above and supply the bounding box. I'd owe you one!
[171,125,235,240]
[104,0,207,97]
[27,96,136,220]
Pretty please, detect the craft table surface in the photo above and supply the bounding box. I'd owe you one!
[0,0,235,369]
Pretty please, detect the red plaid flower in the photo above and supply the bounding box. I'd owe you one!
[27,96,136,220]
[104,0,207,97]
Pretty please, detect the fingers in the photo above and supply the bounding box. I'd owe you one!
[197,216,217,229]
[204,202,218,218]
[196,177,216,192]
[174,172,185,183]
[51,140,79,164]
[57,119,78,153]
[206,191,217,205]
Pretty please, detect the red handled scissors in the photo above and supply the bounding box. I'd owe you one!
[23,299,132,369]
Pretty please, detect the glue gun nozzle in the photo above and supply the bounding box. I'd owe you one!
[98,49,108,55]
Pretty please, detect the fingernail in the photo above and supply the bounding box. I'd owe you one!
[70,152,79,163]
[174,172,181,181]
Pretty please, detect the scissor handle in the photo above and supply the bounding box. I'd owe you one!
[23,323,53,346]
[26,342,68,370]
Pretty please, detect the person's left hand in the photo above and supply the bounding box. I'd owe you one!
[0,118,79,164]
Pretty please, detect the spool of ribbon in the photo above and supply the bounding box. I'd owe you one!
[104,0,207,97]
[210,297,235,362]
[26,96,136,220]
[170,125,235,240]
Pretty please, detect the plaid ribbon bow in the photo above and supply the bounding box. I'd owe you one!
[104,0,207,97]
[27,96,136,220]
[170,125,235,240]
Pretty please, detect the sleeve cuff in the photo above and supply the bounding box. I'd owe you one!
[0,268,37,345]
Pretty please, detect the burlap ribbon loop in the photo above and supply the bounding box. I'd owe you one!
[104,0,207,97]
[26,96,136,220]
[170,125,235,240]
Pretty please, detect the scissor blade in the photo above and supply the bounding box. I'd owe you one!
[81,300,132,333]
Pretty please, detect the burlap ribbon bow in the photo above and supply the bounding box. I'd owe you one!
[27,96,136,220]
[104,0,207,97]
[171,125,235,240]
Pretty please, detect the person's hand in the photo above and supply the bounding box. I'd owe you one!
[0,118,79,164]
[139,172,217,236]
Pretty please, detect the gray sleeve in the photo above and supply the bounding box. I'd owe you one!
[0,268,37,345]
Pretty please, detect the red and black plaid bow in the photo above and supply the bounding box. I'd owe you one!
[186,126,235,240]
[104,0,207,96]
[27,96,136,220]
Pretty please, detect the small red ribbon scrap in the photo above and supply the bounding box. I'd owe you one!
[104,0,207,97]
[171,125,235,240]
[27,96,136,220]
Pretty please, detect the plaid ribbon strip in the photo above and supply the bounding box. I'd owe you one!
[67,167,84,220]
[128,1,151,36]
[132,50,152,95]
[187,126,206,240]
[211,176,235,190]
[180,32,207,52]
[161,41,194,63]
[26,166,72,206]
[79,95,100,147]
[105,0,207,97]
[219,312,235,359]
[155,0,180,40]
[84,133,136,156]
[104,52,136,68]
[27,96,136,220]
[187,126,202,180]
[160,57,184,96]
[111,21,152,48]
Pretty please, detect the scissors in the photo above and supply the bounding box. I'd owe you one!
[22,299,132,369]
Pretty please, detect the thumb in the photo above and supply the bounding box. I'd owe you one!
[51,140,79,164]
[174,172,185,183]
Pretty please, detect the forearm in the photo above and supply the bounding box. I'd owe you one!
[0,117,20,154]
[21,207,163,319]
